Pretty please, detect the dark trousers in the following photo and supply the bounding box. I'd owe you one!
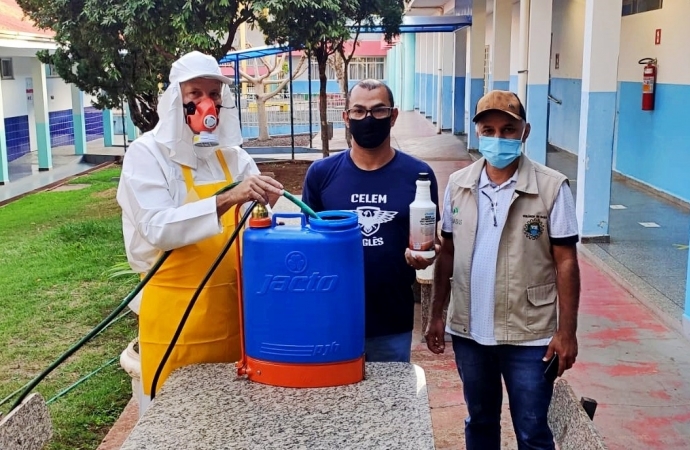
[452,336,555,450]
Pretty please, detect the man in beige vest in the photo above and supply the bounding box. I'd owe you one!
[425,90,581,450]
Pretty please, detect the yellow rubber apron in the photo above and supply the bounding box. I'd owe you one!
[139,150,241,395]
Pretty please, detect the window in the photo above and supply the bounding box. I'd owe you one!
[45,64,60,78]
[1,58,14,80]
[622,0,662,16]
[310,60,336,79]
[348,57,385,81]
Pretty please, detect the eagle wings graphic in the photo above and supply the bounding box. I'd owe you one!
[351,206,398,237]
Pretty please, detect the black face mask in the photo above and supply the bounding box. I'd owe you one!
[348,116,391,150]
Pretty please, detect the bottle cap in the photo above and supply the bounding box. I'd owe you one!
[418,172,429,181]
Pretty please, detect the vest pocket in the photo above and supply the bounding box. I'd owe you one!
[525,282,557,333]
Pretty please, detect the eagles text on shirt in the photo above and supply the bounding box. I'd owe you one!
[350,193,397,247]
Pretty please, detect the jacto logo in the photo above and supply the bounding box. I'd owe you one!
[256,272,339,294]
[256,251,339,294]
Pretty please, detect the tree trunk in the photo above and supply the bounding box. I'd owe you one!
[317,50,330,157]
[256,93,270,141]
[342,60,352,148]
[128,96,157,133]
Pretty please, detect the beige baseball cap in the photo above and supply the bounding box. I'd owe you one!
[473,90,526,122]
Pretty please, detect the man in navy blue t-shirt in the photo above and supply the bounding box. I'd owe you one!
[302,79,440,362]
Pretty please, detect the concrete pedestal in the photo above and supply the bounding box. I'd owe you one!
[120,362,434,449]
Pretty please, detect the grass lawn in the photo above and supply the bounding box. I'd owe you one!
[0,167,138,450]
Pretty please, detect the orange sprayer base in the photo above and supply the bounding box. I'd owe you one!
[244,355,365,388]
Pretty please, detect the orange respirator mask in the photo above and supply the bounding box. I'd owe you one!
[184,98,220,147]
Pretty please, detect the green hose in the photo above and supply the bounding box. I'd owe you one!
[8,181,240,412]
[282,190,320,219]
[7,182,317,412]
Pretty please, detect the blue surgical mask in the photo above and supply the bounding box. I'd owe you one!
[478,136,523,169]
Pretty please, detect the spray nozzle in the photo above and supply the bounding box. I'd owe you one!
[248,203,271,228]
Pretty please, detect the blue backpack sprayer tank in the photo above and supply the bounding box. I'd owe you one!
[237,207,365,387]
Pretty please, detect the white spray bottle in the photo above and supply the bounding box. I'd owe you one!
[409,172,436,259]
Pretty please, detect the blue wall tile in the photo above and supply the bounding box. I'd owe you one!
[49,109,74,147]
[84,106,104,142]
[4,116,30,161]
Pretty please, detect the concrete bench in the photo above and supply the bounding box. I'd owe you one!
[548,379,607,450]
[0,393,52,450]
[121,362,435,449]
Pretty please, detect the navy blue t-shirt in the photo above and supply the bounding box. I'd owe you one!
[302,150,440,338]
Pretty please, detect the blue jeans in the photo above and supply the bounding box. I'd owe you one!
[452,336,555,450]
[365,331,413,362]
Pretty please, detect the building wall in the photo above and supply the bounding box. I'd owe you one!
[2,56,102,159]
[548,0,585,154]
[548,0,690,202]
[615,2,690,202]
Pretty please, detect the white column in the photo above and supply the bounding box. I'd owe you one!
[491,0,512,91]
[576,0,622,243]
[420,34,428,115]
[71,86,87,155]
[517,0,530,103]
[441,32,454,131]
[436,33,443,132]
[524,0,552,164]
[464,0,486,149]
[31,59,52,171]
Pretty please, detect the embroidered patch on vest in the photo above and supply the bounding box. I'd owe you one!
[523,217,545,240]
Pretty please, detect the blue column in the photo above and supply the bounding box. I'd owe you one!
[125,104,137,141]
[403,34,416,112]
[465,0,486,149]
[32,60,52,171]
[524,0,552,165]
[453,29,467,135]
[71,86,87,155]
[103,109,114,147]
[0,84,8,183]
[575,0,621,242]
[685,251,690,339]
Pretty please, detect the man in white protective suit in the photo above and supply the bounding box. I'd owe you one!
[117,51,283,415]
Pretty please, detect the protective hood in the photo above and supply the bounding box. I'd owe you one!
[152,51,242,165]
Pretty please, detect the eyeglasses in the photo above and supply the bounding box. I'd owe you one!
[346,106,394,120]
[481,191,498,227]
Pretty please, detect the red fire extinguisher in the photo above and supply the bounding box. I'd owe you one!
[638,57,657,111]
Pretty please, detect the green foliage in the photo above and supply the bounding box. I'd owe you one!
[257,0,404,156]
[0,167,138,449]
[17,0,263,132]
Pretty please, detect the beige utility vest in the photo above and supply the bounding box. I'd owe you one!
[446,156,567,343]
